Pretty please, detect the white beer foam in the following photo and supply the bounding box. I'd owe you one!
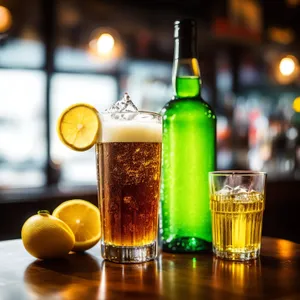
[100,121,162,143]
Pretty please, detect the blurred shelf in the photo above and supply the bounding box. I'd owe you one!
[0,184,97,204]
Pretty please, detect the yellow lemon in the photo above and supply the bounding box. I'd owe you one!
[53,200,101,252]
[21,211,75,259]
[57,103,101,151]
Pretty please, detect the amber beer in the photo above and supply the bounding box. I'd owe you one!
[96,112,162,263]
[96,142,161,245]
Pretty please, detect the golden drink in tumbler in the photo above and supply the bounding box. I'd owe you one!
[96,112,162,263]
[209,171,266,261]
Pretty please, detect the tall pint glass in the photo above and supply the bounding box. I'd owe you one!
[96,112,162,263]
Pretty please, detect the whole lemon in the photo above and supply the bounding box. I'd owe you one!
[21,210,75,259]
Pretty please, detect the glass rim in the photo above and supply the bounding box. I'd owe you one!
[101,110,162,118]
[209,170,267,176]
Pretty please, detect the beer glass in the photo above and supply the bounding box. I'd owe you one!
[209,171,266,261]
[96,111,162,263]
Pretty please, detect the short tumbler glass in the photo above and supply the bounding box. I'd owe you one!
[209,171,266,261]
[96,111,162,263]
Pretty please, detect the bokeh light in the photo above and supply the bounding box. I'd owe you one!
[292,97,300,113]
[274,55,299,84]
[96,33,115,55]
[279,57,296,76]
[0,6,12,33]
[268,27,294,45]
[287,0,300,7]
[89,27,124,61]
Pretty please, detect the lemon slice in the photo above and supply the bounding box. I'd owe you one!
[57,103,101,151]
[53,199,101,252]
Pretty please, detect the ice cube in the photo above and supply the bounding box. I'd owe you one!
[106,93,138,114]
[216,185,233,195]
[232,185,248,194]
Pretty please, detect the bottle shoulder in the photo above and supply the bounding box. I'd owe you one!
[161,97,216,120]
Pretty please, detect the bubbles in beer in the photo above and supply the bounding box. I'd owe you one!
[97,142,161,246]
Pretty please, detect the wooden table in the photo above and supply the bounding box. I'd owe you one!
[0,237,299,300]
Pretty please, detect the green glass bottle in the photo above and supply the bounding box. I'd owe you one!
[160,19,216,253]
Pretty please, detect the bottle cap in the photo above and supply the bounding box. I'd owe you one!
[174,19,197,40]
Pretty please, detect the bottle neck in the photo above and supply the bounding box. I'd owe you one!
[172,38,201,99]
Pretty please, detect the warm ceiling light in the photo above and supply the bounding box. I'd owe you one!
[89,27,124,61]
[0,6,12,33]
[279,56,296,76]
[287,0,300,7]
[273,55,299,84]
[293,97,300,113]
[96,33,115,55]
[268,27,294,45]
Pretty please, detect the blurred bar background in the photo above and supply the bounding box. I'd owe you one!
[0,0,299,243]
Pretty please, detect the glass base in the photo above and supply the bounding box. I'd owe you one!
[213,246,260,261]
[101,241,157,263]
[162,237,212,253]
